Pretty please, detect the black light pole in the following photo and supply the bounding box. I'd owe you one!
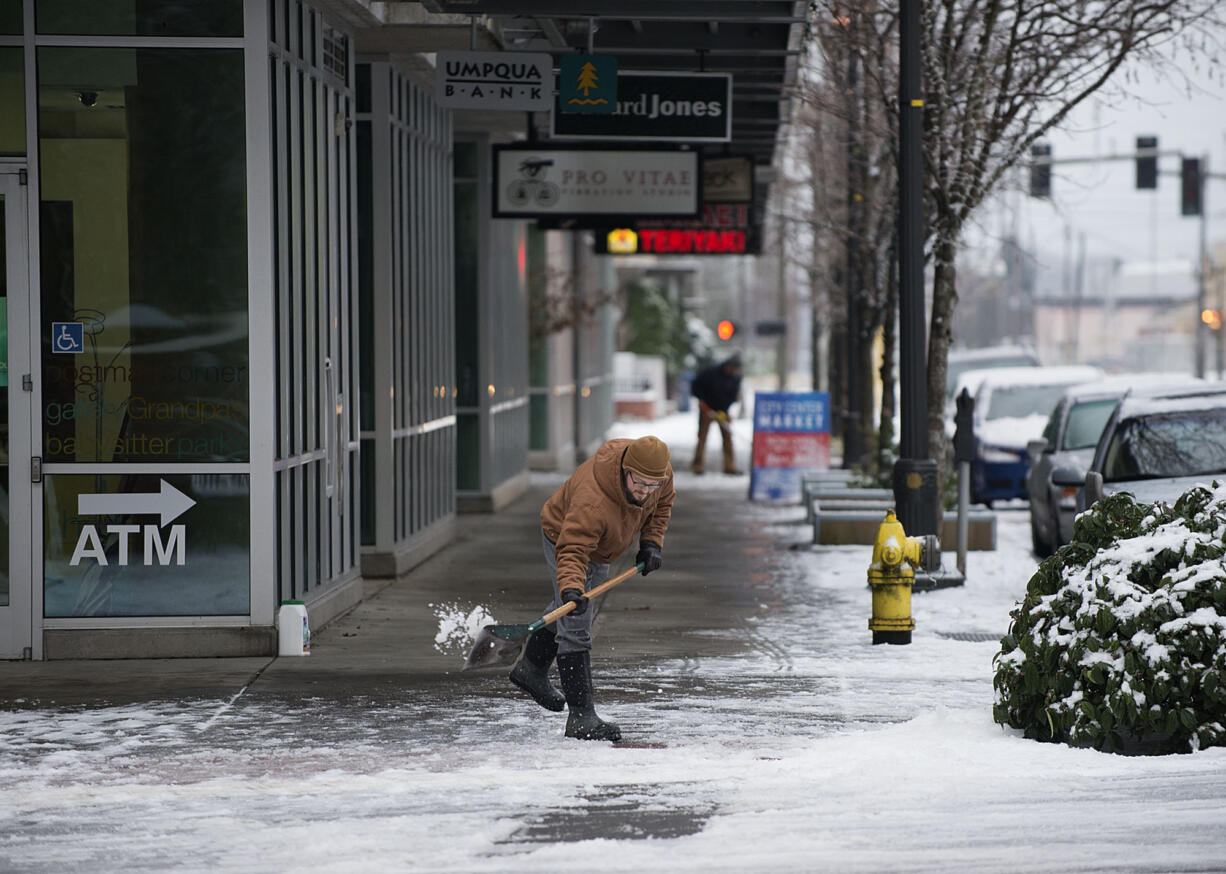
[892,0,938,536]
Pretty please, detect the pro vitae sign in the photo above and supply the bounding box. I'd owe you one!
[551,72,732,142]
[436,51,552,111]
[492,147,699,220]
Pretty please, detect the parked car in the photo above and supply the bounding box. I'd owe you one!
[945,345,1040,402]
[1053,383,1226,514]
[1025,375,1204,556]
[944,345,1040,426]
[963,365,1102,505]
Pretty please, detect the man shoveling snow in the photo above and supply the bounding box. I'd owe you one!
[511,435,674,741]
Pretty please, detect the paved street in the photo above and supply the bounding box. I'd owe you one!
[3,412,1226,873]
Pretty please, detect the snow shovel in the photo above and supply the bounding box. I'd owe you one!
[463,562,644,670]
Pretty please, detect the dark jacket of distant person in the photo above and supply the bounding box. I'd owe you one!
[690,355,743,413]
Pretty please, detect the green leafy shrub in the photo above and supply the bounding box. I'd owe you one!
[993,486,1226,754]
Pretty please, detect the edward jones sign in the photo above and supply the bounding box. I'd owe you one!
[551,72,732,141]
[492,147,699,219]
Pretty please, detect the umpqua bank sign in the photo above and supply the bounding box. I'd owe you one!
[436,50,553,112]
[551,72,732,142]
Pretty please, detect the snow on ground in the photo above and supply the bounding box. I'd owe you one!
[2,406,1226,872]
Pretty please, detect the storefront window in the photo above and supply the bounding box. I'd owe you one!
[37,46,249,464]
[35,0,242,37]
[454,142,479,409]
[44,473,250,617]
[0,4,20,34]
[0,48,24,156]
[0,196,8,608]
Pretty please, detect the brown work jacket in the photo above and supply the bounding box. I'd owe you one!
[540,438,675,594]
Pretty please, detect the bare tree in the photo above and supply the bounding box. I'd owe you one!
[783,27,900,477]
[808,0,1222,483]
[780,60,844,427]
[528,264,616,338]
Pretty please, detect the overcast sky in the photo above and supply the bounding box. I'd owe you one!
[968,41,1226,271]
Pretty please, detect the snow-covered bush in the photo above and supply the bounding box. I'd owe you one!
[993,485,1226,754]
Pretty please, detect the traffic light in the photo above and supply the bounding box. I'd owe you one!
[717,319,736,341]
[1135,136,1157,189]
[1029,143,1051,198]
[1181,158,1202,216]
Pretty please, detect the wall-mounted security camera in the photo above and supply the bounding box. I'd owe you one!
[76,90,98,108]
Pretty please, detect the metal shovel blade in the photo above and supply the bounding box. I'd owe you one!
[461,565,643,671]
[463,623,531,670]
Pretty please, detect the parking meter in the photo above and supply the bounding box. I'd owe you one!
[953,388,975,463]
[952,387,975,576]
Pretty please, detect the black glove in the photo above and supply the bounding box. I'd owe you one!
[636,541,663,576]
[560,588,589,616]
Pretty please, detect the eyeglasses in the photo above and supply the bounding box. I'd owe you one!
[627,472,664,493]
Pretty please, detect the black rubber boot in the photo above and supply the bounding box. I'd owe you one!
[508,627,565,712]
[557,651,622,741]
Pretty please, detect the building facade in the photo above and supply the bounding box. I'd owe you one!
[0,0,614,659]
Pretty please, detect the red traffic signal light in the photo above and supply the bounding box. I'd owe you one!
[717,319,736,341]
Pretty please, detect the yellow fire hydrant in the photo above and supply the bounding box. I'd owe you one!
[868,509,936,645]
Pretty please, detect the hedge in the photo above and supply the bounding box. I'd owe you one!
[993,485,1226,754]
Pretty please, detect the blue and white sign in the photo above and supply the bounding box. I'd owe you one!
[750,391,831,501]
[52,322,84,354]
[753,392,829,433]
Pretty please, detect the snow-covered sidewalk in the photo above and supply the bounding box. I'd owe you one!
[2,409,1225,872]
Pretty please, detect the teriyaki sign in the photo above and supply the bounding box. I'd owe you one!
[551,72,732,142]
[598,227,751,256]
[595,202,761,256]
[436,51,552,112]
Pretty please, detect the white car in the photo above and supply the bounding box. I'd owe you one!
[957,365,1102,505]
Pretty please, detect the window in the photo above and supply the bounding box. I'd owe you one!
[35,0,242,36]
[985,383,1072,421]
[0,48,24,156]
[38,47,249,465]
[1103,410,1226,482]
[1063,398,1118,451]
[43,473,250,617]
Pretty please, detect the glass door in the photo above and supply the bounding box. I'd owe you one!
[0,167,34,659]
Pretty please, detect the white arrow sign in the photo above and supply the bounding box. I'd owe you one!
[78,479,197,527]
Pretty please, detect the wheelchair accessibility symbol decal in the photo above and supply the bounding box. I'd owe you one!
[506,157,560,208]
[52,321,85,354]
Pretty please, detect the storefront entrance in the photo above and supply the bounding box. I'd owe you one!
[0,165,35,659]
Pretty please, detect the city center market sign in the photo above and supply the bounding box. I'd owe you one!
[492,146,699,221]
[550,72,732,142]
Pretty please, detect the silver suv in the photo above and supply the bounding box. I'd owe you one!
[1053,383,1226,515]
[1026,376,1205,556]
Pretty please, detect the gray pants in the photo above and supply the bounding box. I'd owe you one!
[542,528,610,655]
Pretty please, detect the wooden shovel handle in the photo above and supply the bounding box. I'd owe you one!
[539,562,644,627]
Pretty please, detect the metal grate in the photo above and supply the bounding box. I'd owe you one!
[936,631,1001,643]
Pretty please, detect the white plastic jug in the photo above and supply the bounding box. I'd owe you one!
[278,601,310,656]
